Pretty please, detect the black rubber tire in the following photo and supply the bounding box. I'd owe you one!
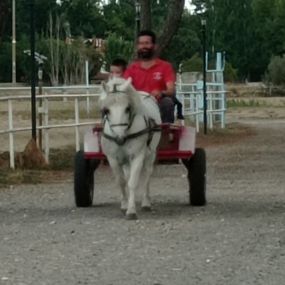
[187,148,206,206]
[74,151,98,207]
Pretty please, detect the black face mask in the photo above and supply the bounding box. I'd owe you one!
[137,48,155,59]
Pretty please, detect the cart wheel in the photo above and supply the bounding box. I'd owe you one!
[183,148,206,206]
[74,151,99,207]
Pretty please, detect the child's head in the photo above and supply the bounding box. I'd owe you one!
[110,58,127,78]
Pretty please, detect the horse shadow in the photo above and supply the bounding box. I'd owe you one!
[1,198,283,222]
[89,197,284,220]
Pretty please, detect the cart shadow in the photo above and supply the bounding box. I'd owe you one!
[1,199,283,222]
[90,197,285,220]
[148,199,285,219]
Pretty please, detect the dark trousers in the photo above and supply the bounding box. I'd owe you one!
[158,97,175,123]
[172,96,184,120]
[158,96,184,123]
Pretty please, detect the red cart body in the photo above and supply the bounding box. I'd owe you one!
[83,123,196,160]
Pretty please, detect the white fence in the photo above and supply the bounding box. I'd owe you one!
[0,85,102,169]
[176,82,226,132]
[0,84,226,169]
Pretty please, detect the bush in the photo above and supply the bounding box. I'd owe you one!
[265,54,285,86]
[179,53,238,83]
[36,37,103,85]
[180,53,203,73]
[0,35,103,85]
[224,62,238,82]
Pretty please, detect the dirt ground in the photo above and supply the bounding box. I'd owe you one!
[0,97,285,284]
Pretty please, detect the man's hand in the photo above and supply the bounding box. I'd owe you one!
[150,89,161,101]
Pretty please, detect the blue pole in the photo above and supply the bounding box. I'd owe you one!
[202,20,207,135]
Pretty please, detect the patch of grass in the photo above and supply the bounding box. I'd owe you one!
[0,169,43,187]
[9,108,101,121]
[227,99,266,108]
[0,169,73,188]
[48,146,76,170]
[0,146,77,187]
[48,109,101,120]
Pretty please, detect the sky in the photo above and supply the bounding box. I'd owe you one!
[56,0,196,12]
[186,0,196,13]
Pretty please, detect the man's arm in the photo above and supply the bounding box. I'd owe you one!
[151,81,174,97]
[151,61,176,99]
[164,81,175,96]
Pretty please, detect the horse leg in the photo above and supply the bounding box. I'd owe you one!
[141,178,151,211]
[107,157,128,213]
[126,152,145,220]
[141,154,156,211]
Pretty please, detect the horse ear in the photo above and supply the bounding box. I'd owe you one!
[100,81,108,101]
[102,81,107,92]
[119,77,133,92]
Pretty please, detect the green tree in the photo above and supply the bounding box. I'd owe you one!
[59,0,105,38]
[150,0,186,55]
[103,0,134,41]
[104,33,134,70]
[162,10,201,69]
[252,0,285,70]
[0,0,11,43]
[266,54,285,85]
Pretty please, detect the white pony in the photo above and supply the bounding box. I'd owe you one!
[99,77,161,219]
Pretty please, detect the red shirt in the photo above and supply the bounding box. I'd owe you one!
[124,59,176,94]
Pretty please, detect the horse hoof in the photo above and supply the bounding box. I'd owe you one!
[126,213,138,220]
[141,206,152,212]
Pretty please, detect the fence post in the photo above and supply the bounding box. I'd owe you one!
[44,96,49,163]
[8,99,15,169]
[74,97,80,151]
[221,91,226,128]
[85,60,90,115]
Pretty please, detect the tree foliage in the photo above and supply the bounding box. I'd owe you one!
[104,33,134,70]
[266,54,285,85]
[1,0,285,83]
[0,0,11,43]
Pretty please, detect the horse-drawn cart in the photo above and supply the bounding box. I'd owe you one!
[74,123,206,209]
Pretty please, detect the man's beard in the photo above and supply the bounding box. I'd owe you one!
[137,48,155,60]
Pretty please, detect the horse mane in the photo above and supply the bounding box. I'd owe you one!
[100,77,143,112]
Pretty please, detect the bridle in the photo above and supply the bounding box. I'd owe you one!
[102,90,161,146]
[103,113,160,146]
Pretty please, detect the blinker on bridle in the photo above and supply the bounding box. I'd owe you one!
[102,83,161,146]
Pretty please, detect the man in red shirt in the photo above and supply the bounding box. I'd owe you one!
[124,30,176,123]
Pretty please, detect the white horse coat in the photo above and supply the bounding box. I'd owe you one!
[99,77,161,219]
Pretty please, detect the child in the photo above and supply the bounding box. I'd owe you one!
[110,58,127,78]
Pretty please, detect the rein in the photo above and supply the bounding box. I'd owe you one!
[103,116,161,146]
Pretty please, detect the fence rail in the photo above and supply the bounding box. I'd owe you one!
[0,84,226,169]
[176,82,226,132]
[0,90,101,169]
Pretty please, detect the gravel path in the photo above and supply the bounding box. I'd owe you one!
[0,118,285,285]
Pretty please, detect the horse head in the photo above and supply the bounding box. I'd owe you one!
[100,77,142,140]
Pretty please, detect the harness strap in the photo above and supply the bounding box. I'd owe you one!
[103,118,161,146]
